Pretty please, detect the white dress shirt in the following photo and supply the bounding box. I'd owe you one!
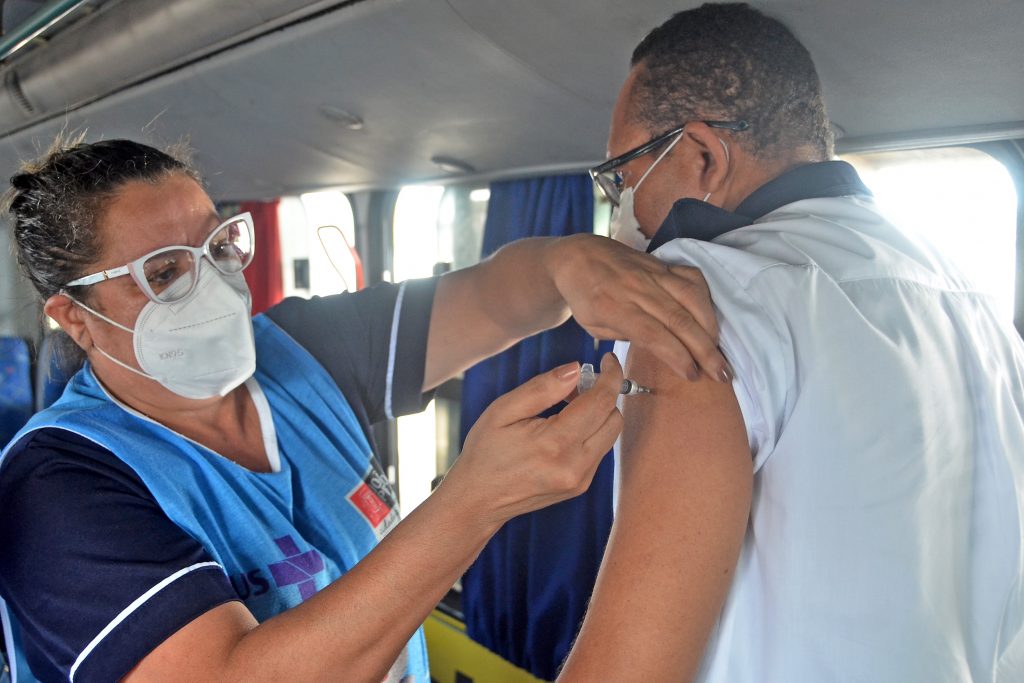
[617,194,1024,681]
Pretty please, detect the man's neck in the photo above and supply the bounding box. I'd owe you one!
[721,151,825,212]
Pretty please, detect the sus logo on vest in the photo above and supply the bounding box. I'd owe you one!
[267,535,326,601]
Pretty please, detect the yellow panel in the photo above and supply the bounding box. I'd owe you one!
[425,610,546,683]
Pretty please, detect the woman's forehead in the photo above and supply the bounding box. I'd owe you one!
[97,174,218,259]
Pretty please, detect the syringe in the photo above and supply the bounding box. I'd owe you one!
[577,363,652,396]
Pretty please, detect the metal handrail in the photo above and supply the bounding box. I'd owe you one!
[0,0,92,64]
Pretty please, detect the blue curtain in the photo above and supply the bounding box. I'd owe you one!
[459,175,614,681]
[0,337,33,448]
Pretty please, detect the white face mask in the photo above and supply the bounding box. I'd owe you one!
[609,135,728,251]
[72,265,257,400]
[609,186,651,251]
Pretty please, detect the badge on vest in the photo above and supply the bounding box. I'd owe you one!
[347,464,400,538]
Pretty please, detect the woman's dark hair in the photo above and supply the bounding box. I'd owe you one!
[3,134,201,365]
[4,134,200,301]
[630,3,833,160]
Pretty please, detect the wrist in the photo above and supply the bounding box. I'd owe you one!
[427,472,504,542]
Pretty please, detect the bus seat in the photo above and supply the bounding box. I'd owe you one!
[0,337,32,448]
[34,331,74,412]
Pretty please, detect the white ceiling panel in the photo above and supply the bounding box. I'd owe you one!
[0,0,1020,199]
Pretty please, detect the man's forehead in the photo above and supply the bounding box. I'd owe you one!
[607,68,653,158]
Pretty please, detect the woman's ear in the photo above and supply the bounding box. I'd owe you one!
[44,293,92,351]
[685,122,731,197]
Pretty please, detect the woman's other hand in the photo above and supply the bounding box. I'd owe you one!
[443,353,624,526]
[545,234,730,382]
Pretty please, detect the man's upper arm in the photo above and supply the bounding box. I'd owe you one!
[560,346,752,682]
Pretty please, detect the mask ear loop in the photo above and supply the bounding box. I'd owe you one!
[60,290,135,333]
[59,290,160,382]
[90,343,157,381]
[702,138,732,204]
[634,130,685,193]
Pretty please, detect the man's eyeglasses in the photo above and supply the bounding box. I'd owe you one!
[589,120,749,206]
[63,212,256,304]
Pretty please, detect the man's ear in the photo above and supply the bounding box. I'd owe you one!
[685,122,732,197]
[44,293,92,352]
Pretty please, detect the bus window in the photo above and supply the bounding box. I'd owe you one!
[392,185,445,513]
[438,185,490,272]
[278,191,358,299]
[843,148,1019,321]
[302,190,360,294]
[390,183,493,511]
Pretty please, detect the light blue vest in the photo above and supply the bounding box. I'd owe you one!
[0,315,428,682]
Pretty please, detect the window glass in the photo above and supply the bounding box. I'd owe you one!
[393,185,445,282]
[395,399,437,515]
[391,183,493,511]
[842,147,1018,321]
[277,190,359,299]
[392,185,445,513]
[301,191,360,294]
[277,197,308,298]
[439,186,490,271]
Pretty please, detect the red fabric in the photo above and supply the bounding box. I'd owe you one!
[241,200,284,315]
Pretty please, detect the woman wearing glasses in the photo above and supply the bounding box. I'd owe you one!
[0,138,725,682]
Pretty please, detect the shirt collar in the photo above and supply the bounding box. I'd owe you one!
[646,160,873,253]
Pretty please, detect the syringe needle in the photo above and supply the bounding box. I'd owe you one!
[620,379,652,395]
[577,363,652,396]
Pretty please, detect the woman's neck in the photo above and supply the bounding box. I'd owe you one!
[94,369,271,472]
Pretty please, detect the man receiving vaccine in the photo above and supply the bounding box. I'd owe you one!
[560,4,1024,682]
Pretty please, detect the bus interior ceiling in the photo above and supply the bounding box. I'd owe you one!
[0,0,1022,337]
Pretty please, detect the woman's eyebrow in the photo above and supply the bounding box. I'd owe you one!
[191,212,223,246]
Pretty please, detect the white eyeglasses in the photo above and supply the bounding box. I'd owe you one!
[63,212,255,303]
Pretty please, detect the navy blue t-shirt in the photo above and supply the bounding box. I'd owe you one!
[0,278,436,682]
